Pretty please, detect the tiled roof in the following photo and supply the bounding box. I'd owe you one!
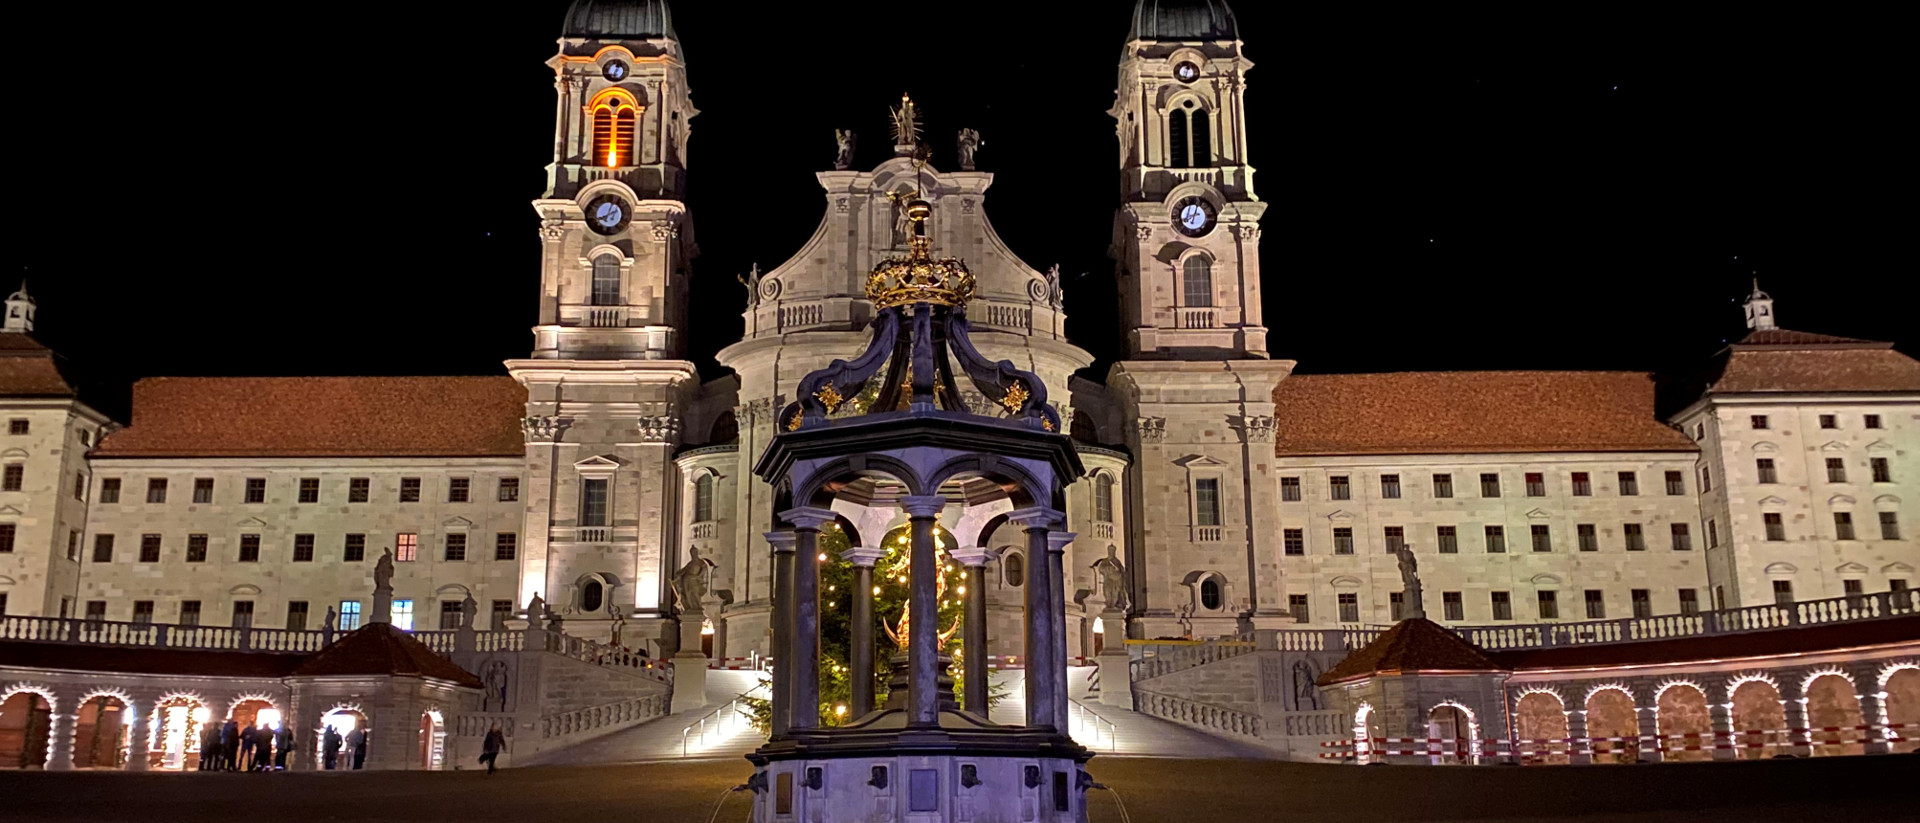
[93,376,526,458]
[0,334,75,397]
[1272,371,1697,457]
[1492,614,1920,672]
[1697,329,1920,395]
[1735,328,1880,347]
[0,640,307,678]
[291,623,483,688]
[1316,618,1506,686]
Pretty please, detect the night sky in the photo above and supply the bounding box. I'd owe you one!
[6,3,1910,419]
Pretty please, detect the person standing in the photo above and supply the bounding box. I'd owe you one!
[221,719,240,771]
[273,723,293,770]
[198,722,218,771]
[253,724,271,771]
[346,727,367,770]
[322,726,342,771]
[238,724,256,771]
[480,724,505,775]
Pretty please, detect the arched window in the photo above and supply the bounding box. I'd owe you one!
[581,579,604,613]
[591,97,639,168]
[1004,553,1025,588]
[1190,108,1212,166]
[591,255,621,306]
[1200,577,1223,610]
[1094,474,1115,523]
[1183,256,1213,307]
[1168,108,1189,169]
[1167,100,1212,168]
[693,473,715,522]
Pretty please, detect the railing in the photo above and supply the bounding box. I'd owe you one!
[543,694,669,740]
[1135,689,1262,739]
[1068,700,1118,751]
[1129,639,1256,681]
[1090,522,1115,539]
[690,522,716,539]
[586,307,628,328]
[983,303,1033,332]
[778,302,824,330]
[682,684,769,758]
[1457,589,1917,651]
[543,631,674,686]
[1283,709,1349,739]
[1176,308,1218,329]
[577,527,611,543]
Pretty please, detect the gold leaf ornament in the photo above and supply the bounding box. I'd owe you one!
[998,381,1030,414]
[814,384,845,413]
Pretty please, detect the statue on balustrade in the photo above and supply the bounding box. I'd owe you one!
[672,547,717,612]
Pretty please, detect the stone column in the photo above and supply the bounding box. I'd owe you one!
[124,690,155,771]
[1778,676,1813,757]
[1632,686,1663,764]
[766,530,797,738]
[949,546,994,719]
[1707,683,1737,761]
[841,545,887,719]
[1008,507,1064,731]
[782,508,836,731]
[1855,663,1891,755]
[1046,530,1076,733]
[900,495,948,727]
[1564,706,1593,765]
[46,686,81,771]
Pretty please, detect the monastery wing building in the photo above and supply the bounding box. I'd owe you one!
[2,0,1915,664]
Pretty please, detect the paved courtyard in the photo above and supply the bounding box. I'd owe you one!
[1,754,1912,822]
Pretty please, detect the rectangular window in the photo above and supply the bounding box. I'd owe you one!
[396,533,418,562]
[339,601,362,631]
[1834,512,1855,540]
[83,600,107,623]
[1892,579,1910,593]
[1882,512,1903,540]
[1617,471,1638,496]
[187,534,207,563]
[1337,593,1359,623]
[498,477,520,502]
[232,601,254,628]
[139,533,161,563]
[1380,474,1401,499]
[1679,588,1699,616]
[1491,591,1512,621]
[400,477,422,503]
[1571,472,1591,496]
[448,477,470,503]
[495,532,517,561]
[444,533,467,561]
[1671,523,1692,551]
[1707,518,1719,548]
[238,534,260,562]
[1536,590,1559,620]
[1843,578,1865,605]
[1288,594,1310,623]
[1772,580,1794,605]
[1280,476,1301,502]
[1194,478,1221,526]
[1701,466,1712,492]
[92,534,114,562]
[293,533,315,562]
[440,601,464,630]
[1757,458,1777,484]
[1389,592,1406,621]
[1530,524,1552,552]
[1826,458,1847,483]
[1384,526,1405,552]
[1333,527,1354,555]
[1624,523,1645,551]
[1585,589,1606,619]
[286,601,309,631]
[1872,457,1892,483]
[344,533,366,562]
[579,478,611,527]
[392,599,414,631]
[298,478,320,503]
[1865,414,1883,429]
[1480,473,1501,498]
[1436,526,1458,554]
[1765,512,1786,541]
[1432,473,1453,498]
[1577,523,1598,552]
[66,530,77,560]
[491,600,514,629]
[193,478,214,503]
[0,524,13,554]
[1631,589,1652,619]
[1750,414,1769,430]
[348,477,370,503]
[1283,528,1304,556]
[1484,525,1506,553]
[1667,470,1686,495]
[1328,475,1350,501]
[244,477,266,504]
[1,464,22,491]
[133,600,154,626]
[1819,414,1837,429]
[1442,591,1463,621]
[6,419,25,435]
[73,471,85,500]
[180,600,201,627]
[99,477,120,503]
[1525,472,1545,497]
[146,478,167,503]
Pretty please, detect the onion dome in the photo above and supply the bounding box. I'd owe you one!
[1129,0,1239,41]
[562,0,678,40]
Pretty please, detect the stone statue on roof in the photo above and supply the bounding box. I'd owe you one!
[1395,544,1426,620]
[834,129,856,170]
[957,128,982,170]
[374,549,395,591]
[1092,546,1128,612]
[672,547,717,612]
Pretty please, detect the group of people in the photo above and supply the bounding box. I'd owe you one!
[196,719,292,772]
[320,725,371,771]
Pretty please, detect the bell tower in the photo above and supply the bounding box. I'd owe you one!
[509,0,701,645]
[1110,0,1267,359]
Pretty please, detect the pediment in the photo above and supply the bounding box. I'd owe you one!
[229,584,261,596]
[434,583,472,596]
[574,455,623,469]
[1835,562,1869,575]
[0,448,27,460]
[1875,494,1902,508]
[1820,441,1848,452]
[1757,495,1790,507]
[1828,494,1857,507]
[1750,441,1779,454]
[1329,575,1363,589]
[442,516,474,529]
[235,517,268,528]
[1526,508,1552,519]
[1883,562,1915,574]
[0,575,16,585]
[0,505,22,517]
[1866,439,1895,453]
[1530,574,1562,586]
[1764,561,1798,575]
[1175,454,1227,469]
[1325,510,1354,523]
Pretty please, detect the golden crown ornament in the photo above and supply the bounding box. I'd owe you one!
[866,200,975,309]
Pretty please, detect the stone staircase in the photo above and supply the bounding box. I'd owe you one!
[990,668,1276,759]
[521,669,769,765]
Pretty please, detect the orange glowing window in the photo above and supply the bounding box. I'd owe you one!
[591,95,639,168]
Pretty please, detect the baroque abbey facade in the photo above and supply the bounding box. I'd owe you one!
[2,0,1915,662]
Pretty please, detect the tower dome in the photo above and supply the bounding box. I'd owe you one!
[1129,0,1239,41]
[562,0,677,40]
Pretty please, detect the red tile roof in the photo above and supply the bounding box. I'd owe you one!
[1701,330,1920,394]
[1316,618,1506,686]
[1272,371,1697,457]
[93,376,526,458]
[1492,614,1920,671]
[291,623,484,688]
[0,640,307,678]
[0,334,76,397]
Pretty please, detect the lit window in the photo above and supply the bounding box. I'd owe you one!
[339,601,362,631]
[392,599,414,631]
[396,533,418,562]
[591,93,639,167]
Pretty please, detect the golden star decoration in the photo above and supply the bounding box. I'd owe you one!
[814,384,845,413]
[998,381,1030,414]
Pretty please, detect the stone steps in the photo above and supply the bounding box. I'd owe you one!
[522,669,769,766]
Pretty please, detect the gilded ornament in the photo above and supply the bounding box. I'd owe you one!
[814,384,845,413]
[998,381,1030,414]
[786,410,804,431]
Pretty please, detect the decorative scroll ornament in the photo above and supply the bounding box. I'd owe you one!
[866,201,975,309]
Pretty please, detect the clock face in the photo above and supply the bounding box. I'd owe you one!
[603,61,628,81]
[1174,196,1215,237]
[1175,61,1200,83]
[586,194,630,235]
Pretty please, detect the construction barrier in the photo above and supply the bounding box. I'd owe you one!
[1315,724,1911,761]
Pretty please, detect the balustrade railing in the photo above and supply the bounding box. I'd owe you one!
[1135,689,1261,739]
[690,522,716,539]
[1176,307,1218,329]
[577,527,612,543]
[1456,589,1916,651]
